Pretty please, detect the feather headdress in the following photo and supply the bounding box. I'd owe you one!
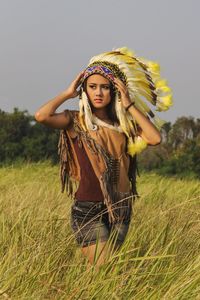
[79,47,173,156]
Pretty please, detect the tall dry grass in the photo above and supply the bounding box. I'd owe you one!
[0,161,200,300]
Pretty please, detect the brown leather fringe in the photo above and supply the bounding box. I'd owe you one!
[58,129,78,198]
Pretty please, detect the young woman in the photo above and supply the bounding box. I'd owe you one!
[35,47,172,267]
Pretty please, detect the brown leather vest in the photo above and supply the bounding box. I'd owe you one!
[58,110,139,223]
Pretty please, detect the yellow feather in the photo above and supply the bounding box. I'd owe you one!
[133,95,151,115]
[156,95,173,111]
[127,136,147,156]
[156,86,172,94]
[139,89,155,104]
[116,47,135,57]
[115,99,130,137]
[129,70,147,81]
[134,80,152,91]
[147,61,160,74]
[155,79,168,88]
[159,94,173,107]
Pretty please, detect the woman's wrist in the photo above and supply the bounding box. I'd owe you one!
[125,102,135,111]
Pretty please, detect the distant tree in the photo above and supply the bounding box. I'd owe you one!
[138,144,168,171]
[169,116,196,150]
[193,118,200,138]
[22,122,59,162]
[0,108,59,164]
[0,108,32,162]
[161,121,172,144]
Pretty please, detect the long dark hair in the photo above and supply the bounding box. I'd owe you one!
[81,77,119,124]
[106,84,119,124]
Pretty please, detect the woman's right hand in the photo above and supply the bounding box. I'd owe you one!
[64,72,84,99]
[34,71,85,129]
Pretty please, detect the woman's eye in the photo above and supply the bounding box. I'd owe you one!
[88,85,110,90]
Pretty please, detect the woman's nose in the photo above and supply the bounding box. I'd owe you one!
[95,87,103,96]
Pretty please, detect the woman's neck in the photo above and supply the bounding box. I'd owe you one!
[92,108,110,121]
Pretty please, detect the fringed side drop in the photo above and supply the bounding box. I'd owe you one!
[128,154,140,199]
[99,155,120,223]
[58,130,78,198]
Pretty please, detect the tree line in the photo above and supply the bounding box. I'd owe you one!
[0,108,199,178]
[138,116,200,178]
[0,108,59,164]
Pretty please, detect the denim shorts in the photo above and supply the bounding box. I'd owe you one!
[70,198,133,248]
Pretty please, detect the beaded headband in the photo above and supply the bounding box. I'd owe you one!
[81,61,127,85]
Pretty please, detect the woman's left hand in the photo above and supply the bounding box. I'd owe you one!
[114,78,132,109]
[114,78,161,145]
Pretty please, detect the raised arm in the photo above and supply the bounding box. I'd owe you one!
[114,77,161,145]
[34,72,83,129]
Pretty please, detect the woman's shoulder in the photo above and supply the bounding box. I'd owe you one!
[64,109,79,118]
[64,109,79,138]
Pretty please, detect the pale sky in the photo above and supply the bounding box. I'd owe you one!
[0,0,200,123]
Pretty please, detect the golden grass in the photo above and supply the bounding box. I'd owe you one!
[0,161,200,299]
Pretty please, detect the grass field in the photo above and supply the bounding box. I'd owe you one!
[0,161,200,300]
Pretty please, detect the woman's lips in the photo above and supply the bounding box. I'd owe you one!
[94,99,103,103]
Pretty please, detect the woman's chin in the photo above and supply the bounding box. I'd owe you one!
[91,103,107,109]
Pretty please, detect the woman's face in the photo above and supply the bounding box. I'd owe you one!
[85,74,112,109]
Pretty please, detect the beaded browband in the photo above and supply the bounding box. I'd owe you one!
[81,61,127,85]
